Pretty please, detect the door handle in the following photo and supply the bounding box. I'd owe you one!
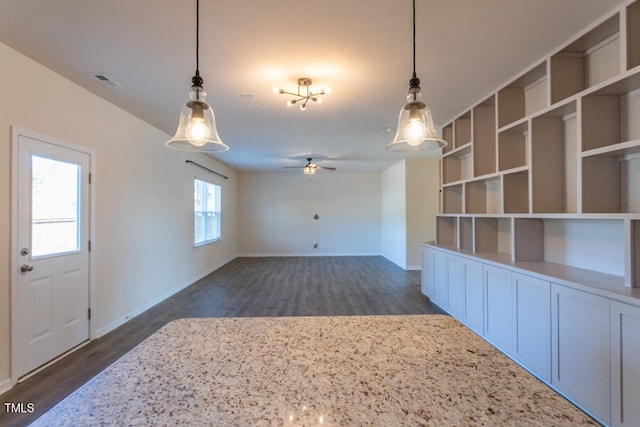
[20,264,34,272]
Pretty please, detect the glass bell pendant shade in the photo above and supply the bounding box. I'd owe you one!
[165,85,229,152]
[386,85,447,152]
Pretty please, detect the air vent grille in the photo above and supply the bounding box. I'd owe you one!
[93,73,122,88]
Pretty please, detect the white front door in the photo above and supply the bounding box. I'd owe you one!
[13,131,91,380]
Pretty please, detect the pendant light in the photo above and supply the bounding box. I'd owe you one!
[165,0,229,152]
[386,0,446,152]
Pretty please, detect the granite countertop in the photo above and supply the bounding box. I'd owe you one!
[32,315,596,426]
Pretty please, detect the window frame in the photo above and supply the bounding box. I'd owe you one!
[193,177,222,247]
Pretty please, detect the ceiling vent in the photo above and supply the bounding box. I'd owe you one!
[93,73,122,88]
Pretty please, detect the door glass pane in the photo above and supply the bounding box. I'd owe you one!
[31,155,80,257]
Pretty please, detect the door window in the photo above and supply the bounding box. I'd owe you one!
[31,155,81,257]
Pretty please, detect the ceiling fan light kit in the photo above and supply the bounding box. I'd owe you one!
[274,78,329,111]
[284,157,336,175]
[165,0,229,152]
[386,0,446,153]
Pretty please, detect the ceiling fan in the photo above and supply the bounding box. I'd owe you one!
[283,157,336,175]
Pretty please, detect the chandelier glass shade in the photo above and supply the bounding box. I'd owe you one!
[386,76,446,152]
[165,0,228,152]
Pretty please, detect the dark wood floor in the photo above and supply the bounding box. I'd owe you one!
[1,256,443,426]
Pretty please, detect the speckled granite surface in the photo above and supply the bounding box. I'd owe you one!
[31,315,596,426]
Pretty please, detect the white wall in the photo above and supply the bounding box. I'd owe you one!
[381,158,440,270]
[381,161,407,268]
[0,42,237,389]
[237,172,381,255]
[406,158,440,269]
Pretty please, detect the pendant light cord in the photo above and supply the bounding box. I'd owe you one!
[409,0,420,92]
[412,0,416,78]
[196,0,200,73]
[192,0,203,87]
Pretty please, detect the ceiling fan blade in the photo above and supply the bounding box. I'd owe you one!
[283,157,335,171]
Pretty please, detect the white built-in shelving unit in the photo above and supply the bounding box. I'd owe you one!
[425,2,640,426]
[437,0,640,290]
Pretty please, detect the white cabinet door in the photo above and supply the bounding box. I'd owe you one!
[551,284,610,425]
[432,250,447,308]
[421,247,435,298]
[513,273,551,382]
[484,265,514,354]
[611,301,640,427]
[447,255,464,318]
[462,258,484,335]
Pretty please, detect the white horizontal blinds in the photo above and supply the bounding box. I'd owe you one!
[194,178,221,245]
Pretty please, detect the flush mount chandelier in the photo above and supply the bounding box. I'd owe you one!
[274,78,329,110]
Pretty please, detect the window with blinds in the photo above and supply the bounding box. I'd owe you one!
[194,178,221,246]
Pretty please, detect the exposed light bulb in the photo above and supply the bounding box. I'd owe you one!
[273,87,281,94]
[403,118,428,146]
[300,103,307,111]
[287,99,295,107]
[186,118,210,146]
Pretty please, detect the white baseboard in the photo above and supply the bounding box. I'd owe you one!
[406,265,422,271]
[0,377,12,395]
[95,255,235,338]
[238,252,382,257]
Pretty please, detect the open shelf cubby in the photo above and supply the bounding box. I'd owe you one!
[454,111,472,149]
[628,1,640,70]
[550,14,620,104]
[498,121,528,172]
[581,70,640,152]
[498,62,547,128]
[543,218,626,278]
[581,71,640,213]
[474,217,512,255]
[531,101,578,213]
[442,184,463,214]
[465,177,501,214]
[582,150,640,213]
[442,123,454,154]
[473,96,497,177]
[442,143,472,184]
[513,218,544,261]
[436,216,458,246]
[460,217,473,251]
[633,219,640,287]
[503,170,529,214]
[510,218,626,279]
